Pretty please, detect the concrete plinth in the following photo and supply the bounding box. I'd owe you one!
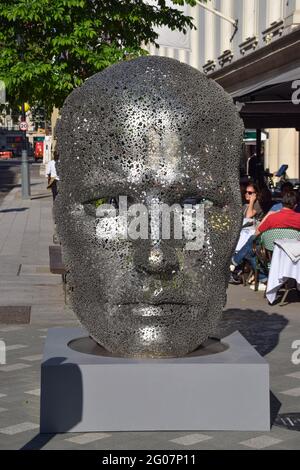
[40,328,270,433]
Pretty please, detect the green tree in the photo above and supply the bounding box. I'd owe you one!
[0,0,202,113]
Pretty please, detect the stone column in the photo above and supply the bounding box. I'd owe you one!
[204,0,216,63]
[220,0,233,51]
[266,0,283,25]
[242,0,257,39]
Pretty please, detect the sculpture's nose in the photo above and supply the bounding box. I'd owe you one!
[134,239,180,276]
[148,243,164,271]
[132,194,181,275]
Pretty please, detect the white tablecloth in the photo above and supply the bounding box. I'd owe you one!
[266,241,300,304]
[236,226,255,252]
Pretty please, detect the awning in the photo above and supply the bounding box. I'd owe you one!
[230,66,300,128]
[232,66,300,101]
[239,101,300,129]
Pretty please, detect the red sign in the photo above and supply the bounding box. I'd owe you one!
[34,141,44,159]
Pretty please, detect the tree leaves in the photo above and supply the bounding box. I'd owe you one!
[0,0,202,113]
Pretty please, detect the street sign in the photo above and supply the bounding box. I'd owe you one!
[19,121,28,131]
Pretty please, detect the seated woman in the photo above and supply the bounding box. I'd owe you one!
[230,192,300,285]
[231,184,271,281]
[242,183,264,222]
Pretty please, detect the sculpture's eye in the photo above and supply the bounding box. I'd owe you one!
[200,198,214,210]
[84,197,119,217]
[95,197,118,209]
[182,197,214,209]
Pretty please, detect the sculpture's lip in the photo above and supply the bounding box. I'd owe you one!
[111,303,198,317]
[113,302,200,309]
[115,302,192,306]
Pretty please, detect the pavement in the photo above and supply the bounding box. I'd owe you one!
[0,168,300,450]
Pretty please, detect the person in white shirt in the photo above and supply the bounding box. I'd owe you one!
[46,151,60,200]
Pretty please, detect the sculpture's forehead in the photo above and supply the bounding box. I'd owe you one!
[60,112,239,202]
[64,105,236,188]
[57,57,243,201]
[60,57,241,154]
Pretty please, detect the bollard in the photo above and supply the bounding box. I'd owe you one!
[21,149,31,199]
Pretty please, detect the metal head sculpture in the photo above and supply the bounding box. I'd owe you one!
[56,56,243,358]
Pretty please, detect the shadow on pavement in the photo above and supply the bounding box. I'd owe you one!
[0,208,29,213]
[217,308,288,356]
[270,392,282,428]
[31,194,52,200]
[274,412,300,431]
[20,434,56,450]
[21,357,83,450]
[270,287,300,307]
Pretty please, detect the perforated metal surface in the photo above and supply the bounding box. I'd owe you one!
[56,56,243,357]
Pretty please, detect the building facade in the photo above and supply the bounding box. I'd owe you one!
[147,0,300,180]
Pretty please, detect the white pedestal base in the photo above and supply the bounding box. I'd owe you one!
[40,328,270,432]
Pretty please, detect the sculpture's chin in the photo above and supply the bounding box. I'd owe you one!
[74,301,223,358]
[91,332,202,358]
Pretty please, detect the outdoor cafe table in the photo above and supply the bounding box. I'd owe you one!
[266,240,300,304]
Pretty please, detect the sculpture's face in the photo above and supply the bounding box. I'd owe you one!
[56,57,243,357]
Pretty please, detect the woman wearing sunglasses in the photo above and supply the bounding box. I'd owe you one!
[243,183,264,221]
